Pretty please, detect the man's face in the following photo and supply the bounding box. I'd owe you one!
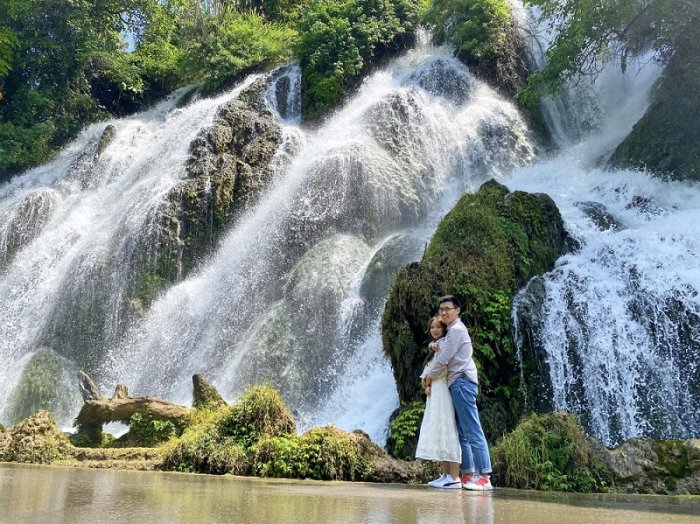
[438,301,460,325]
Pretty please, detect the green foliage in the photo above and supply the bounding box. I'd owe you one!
[161,385,386,481]
[163,424,248,474]
[387,401,425,460]
[126,412,185,447]
[425,0,509,58]
[161,406,249,474]
[520,0,699,105]
[296,0,424,120]
[423,0,527,94]
[69,429,117,448]
[252,425,374,480]
[492,412,614,492]
[181,10,296,93]
[219,384,296,447]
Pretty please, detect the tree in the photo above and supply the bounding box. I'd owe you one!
[521,0,700,103]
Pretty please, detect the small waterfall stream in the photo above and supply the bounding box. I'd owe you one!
[508,10,699,445]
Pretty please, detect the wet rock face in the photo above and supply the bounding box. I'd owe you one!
[170,78,284,276]
[406,58,474,105]
[610,30,700,181]
[574,201,623,232]
[599,437,700,495]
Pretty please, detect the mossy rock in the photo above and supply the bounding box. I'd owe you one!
[491,411,614,492]
[611,25,700,181]
[382,180,568,449]
[5,348,81,425]
[192,374,227,410]
[0,410,73,464]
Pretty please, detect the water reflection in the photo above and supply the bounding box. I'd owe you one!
[1,464,698,524]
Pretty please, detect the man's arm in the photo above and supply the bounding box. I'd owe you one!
[420,330,460,380]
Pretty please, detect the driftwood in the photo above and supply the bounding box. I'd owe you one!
[75,373,226,444]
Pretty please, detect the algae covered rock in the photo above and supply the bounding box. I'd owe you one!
[602,437,700,495]
[192,373,227,410]
[0,410,73,464]
[5,348,81,425]
[382,180,568,447]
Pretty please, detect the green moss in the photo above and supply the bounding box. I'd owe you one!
[491,412,614,492]
[6,349,78,425]
[382,180,568,448]
[653,440,692,479]
[219,385,296,447]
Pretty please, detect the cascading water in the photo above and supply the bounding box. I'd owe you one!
[6,9,693,449]
[100,39,533,443]
[509,9,700,446]
[0,34,535,443]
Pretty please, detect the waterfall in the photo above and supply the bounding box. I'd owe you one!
[0,39,533,443]
[508,7,700,445]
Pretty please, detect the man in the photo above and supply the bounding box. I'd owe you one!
[421,295,493,490]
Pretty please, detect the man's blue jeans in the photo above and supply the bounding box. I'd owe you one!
[449,377,492,475]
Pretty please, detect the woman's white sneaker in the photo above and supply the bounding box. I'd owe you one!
[427,473,447,487]
[436,475,462,489]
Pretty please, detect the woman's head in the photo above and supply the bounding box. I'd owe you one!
[428,316,447,340]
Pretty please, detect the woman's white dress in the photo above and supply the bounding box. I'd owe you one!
[415,350,461,463]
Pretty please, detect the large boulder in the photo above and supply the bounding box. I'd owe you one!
[382,180,568,449]
[151,77,284,288]
[5,348,81,425]
[601,437,700,495]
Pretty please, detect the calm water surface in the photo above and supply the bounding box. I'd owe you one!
[1,463,699,523]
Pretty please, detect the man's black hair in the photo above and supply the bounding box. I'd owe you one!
[438,295,461,309]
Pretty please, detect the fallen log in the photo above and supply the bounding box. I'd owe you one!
[74,373,226,444]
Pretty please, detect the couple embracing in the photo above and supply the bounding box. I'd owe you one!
[415,295,493,490]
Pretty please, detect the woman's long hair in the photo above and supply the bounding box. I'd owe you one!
[422,316,447,368]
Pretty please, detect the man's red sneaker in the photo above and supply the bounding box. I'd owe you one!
[463,474,493,491]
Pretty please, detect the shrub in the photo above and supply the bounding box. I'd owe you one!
[125,412,185,447]
[0,411,72,464]
[252,425,373,480]
[491,412,614,491]
[219,385,296,447]
[296,0,424,120]
[161,407,248,475]
[387,401,425,460]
